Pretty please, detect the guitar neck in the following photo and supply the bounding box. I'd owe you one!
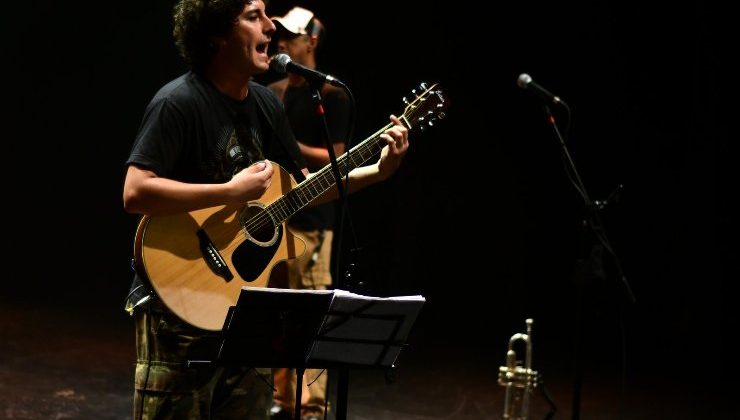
[266,123,395,224]
[264,81,446,225]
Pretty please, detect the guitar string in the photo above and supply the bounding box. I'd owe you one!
[206,152,356,260]
[237,136,378,242]
[238,88,435,237]
[237,86,435,235]
[242,124,392,234]
[240,126,393,235]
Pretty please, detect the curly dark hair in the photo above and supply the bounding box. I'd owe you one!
[173,0,265,72]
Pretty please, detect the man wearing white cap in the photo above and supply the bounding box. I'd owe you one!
[267,6,348,420]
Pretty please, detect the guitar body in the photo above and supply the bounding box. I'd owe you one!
[133,162,306,331]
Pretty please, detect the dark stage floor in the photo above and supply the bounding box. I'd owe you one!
[1,300,735,420]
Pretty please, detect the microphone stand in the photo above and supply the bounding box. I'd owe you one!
[307,81,346,200]
[306,78,353,420]
[541,104,635,420]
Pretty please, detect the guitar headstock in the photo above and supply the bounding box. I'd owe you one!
[401,82,449,132]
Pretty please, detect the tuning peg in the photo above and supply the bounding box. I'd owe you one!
[402,96,410,105]
[412,86,428,97]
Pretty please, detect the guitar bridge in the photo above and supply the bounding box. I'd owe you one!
[197,229,234,282]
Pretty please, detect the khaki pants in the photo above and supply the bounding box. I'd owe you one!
[273,228,333,417]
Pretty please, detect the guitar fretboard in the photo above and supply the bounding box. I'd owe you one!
[266,126,391,224]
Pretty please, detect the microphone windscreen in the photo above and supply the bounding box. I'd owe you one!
[517,73,532,89]
[270,54,292,74]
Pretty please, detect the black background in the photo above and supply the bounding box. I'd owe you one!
[5,0,737,391]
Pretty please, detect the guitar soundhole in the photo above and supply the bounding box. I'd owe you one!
[240,203,278,245]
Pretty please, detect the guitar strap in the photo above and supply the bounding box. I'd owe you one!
[231,99,265,169]
[251,81,306,182]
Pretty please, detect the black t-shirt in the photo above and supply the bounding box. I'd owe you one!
[124,72,306,308]
[127,72,305,181]
[268,79,350,230]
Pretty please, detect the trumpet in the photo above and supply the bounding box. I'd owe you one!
[498,318,538,420]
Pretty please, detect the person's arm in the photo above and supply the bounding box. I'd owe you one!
[295,86,349,167]
[309,114,408,206]
[123,161,275,216]
[297,141,346,167]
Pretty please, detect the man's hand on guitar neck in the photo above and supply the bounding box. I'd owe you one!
[377,114,410,181]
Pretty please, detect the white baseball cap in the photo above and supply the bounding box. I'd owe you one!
[271,6,315,36]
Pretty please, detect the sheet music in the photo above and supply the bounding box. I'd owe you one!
[312,289,425,367]
[231,286,425,367]
[333,288,425,301]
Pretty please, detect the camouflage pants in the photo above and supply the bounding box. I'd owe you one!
[133,306,272,419]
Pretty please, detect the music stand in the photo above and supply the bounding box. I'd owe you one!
[213,286,425,420]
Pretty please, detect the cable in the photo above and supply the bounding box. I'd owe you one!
[618,308,629,420]
[540,101,635,420]
[333,83,359,291]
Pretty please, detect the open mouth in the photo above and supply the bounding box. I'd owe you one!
[256,42,269,55]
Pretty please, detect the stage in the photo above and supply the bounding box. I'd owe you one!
[1,299,733,419]
[3,0,737,418]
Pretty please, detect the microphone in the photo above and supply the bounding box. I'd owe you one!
[270,53,344,87]
[517,73,562,105]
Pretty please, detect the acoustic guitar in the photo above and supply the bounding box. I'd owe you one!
[133,83,448,330]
